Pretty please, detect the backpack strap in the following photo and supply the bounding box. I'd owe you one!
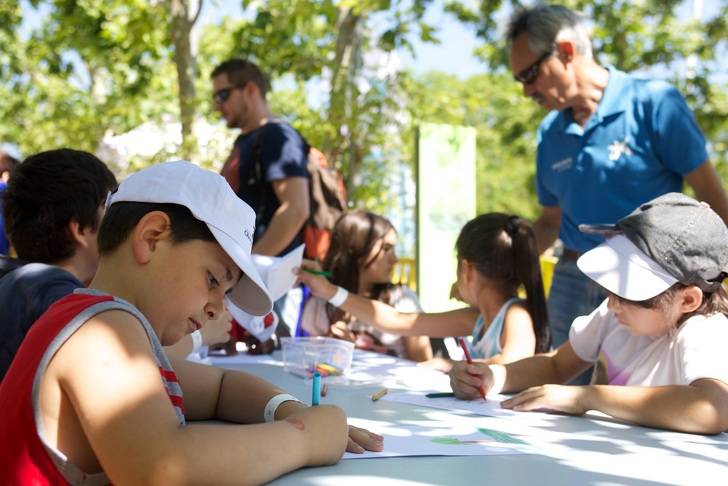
[250,127,267,228]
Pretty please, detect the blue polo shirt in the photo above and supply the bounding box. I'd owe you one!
[535,67,708,252]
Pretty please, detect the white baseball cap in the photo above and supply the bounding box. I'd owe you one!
[108,160,273,316]
[577,234,678,301]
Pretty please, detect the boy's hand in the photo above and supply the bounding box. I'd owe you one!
[501,384,591,415]
[449,361,493,399]
[201,310,233,346]
[295,266,337,300]
[287,405,348,466]
[346,424,384,453]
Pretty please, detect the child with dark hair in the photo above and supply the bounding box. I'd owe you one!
[0,149,118,380]
[0,161,381,484]
[0,150,233,382]
[298,213,551,371]
[300,210,432,361]
[451,193,728,434]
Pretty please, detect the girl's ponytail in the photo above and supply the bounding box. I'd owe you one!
[506,216,551,353]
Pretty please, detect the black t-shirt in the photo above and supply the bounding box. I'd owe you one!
[221,121,308,256]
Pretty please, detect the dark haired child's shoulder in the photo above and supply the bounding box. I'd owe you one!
[0,255,24,280]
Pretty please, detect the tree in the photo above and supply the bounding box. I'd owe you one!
[197,0,437,203]
[0,0,204,161]
[169,0,204,157]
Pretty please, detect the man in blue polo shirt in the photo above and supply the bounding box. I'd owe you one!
[506,5,728,383]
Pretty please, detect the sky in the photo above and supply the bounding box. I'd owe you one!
[197,0,487,78]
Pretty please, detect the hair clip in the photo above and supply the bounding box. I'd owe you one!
[505,216,520,236]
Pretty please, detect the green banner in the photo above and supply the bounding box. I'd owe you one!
[416,123,476,312]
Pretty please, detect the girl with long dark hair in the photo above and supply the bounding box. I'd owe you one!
[300,210,432,361]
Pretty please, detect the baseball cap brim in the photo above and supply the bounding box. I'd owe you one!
[209,226,272,316]
[577,234,678,301]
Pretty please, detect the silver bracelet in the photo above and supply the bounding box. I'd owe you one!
[328,286,349,307]
[264,393,303,423]
[190,329,203,354]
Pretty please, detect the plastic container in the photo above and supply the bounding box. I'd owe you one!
[280,337,355,379]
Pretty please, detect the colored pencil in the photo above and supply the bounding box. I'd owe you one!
[304,268,333,277]
[371,387,388,401]
[457,337,486,400]
[312,371,321,406]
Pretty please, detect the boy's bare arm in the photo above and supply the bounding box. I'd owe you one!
[170,356,290,422]
[52,310,348,484]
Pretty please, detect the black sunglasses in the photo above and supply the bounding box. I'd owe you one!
[513,50,552,85]
[212,85,244,104]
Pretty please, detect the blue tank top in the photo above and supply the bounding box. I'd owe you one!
[469,298,522,359]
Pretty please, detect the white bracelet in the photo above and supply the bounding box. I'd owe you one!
[489,364,506,395]
[190,329,203,354]
[328,286,349,307]
[264,393,302,423]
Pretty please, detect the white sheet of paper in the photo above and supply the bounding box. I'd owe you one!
[342,417,533,459]
[252,243,305,300]
[382,391,523,418]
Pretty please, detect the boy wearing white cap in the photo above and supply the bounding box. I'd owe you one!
[0,161,382,484]
[450,193,728,434]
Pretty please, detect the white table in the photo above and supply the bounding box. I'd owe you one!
[208,350,728,486]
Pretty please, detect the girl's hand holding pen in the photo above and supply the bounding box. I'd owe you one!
[295,264,338,300]
[448,361,493,400]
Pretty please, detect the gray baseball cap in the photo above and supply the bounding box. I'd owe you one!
[577,193,728,300]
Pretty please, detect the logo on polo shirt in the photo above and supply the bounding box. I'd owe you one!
[608,137,633,161]
[551,157,572,172]
[243,229,252,243]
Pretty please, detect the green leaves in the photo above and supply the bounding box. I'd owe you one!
[2,0,724,222]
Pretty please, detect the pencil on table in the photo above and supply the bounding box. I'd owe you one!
[371,387,388,401]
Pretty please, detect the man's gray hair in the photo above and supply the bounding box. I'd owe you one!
[506,4,593,59]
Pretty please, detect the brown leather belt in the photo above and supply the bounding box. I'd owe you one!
[561,248,582,261]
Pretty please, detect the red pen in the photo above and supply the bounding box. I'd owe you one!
[457,337,486,400]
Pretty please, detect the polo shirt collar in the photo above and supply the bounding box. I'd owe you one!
[561,65,627,135]
[594,66,629,120]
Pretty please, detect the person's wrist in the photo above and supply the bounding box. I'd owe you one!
[328,286,349,307]
[488,364,506,394]
[264,393,303,422]
[581,385,598,411]
[275,399,307,420]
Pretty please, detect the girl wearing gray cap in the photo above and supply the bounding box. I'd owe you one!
[450,193,728,434]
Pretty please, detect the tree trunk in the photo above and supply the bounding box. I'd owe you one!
[169,0,202,158]
[327,7,361,196]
